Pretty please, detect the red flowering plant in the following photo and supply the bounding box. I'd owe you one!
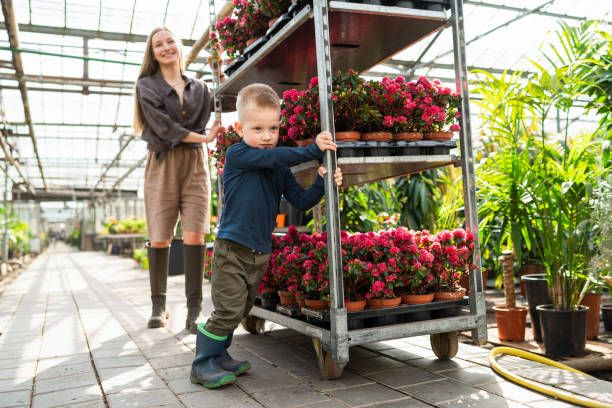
[214,0,268,58]
[429,228,476,292]
[407,76,461,132]
[302,232,330,301]
[255,0,292,18]
[210,125,241,174]
[390,228,436,295]
[280,77,320,145]
[331,70,370,132]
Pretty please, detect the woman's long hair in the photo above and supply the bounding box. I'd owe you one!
[133,26,184,134]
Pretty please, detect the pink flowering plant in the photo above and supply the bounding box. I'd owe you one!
[255,0,292,18]
[331,70,370,132]
[280,77,320,144]
[211,125,241,173]
[407,76,461,132]
[429,228,476,292]
[302,232,330,301]
[214,0,268,58]
[388,228,436,295]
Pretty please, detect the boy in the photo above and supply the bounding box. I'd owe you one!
[191,83,343,389]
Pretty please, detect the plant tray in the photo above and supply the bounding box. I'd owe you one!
[336,139,456,158]
[276,304,302,316]
[301,297,468,330]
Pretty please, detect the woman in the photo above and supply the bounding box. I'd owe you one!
[134,26,230,333]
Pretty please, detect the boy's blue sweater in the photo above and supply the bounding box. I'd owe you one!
[216,140,325,253]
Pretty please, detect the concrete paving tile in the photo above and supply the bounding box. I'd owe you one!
[298,399,350,408]
[31,384,102,406]
[0,358,36,371]
[0,389,30,407]
[179,385,260,407]
[514,366,599,387]
[0,377,31,393]
[253,384,329,408]
[367,398,431,407]
[329,383,408,408]
[438,392,531,408]
[400,379,489,404]
[34,371,98,395]
[441,365,503,385]
[406,356,477,372]
[493,355,544,371]
[106,388,180,407]
[166,377,205,395]
[305,371,374,392]
[93,355,148,369]
[0,365,36,380]
[378,347,436,361]
[36,353,92,371]
[360,342,395,352]
[68,399,107,408]
[368,366,444,388]
[555,381,612,404]
[236,367,302,393]
[141,344,192,359]
[349,347,379,360]
[157,365,192,382]
[527,399,582,408]
[35,361,93,380]
[148,352,195,370]
[97,366,166,394]
[345,356,405,375]
[90,348,141,359]
[478,381,551,404]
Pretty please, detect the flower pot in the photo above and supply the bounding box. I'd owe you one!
[580,293,601,340]
[305,298,329,310]
[434,288,466,301]
[260,291,279,310]
[295,293,306,308]
[401,293,434,305]
[423,131,453,141]
[345,299,366,312]
[602,304,612,332]
[295,138,315,147]
[519,263,545,296]
[275,213,286,228]
[367,297,401,309]
[493,305,528,342]
[277,290,296,306]
[537,304,587,357]
[521,274,551,342]
[335,131,361,141]
[394,131,423,141]
[268,17,279,28]
[362,131,393,142]
[460,269,488,294]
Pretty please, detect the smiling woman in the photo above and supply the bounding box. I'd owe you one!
[133,26,224,334]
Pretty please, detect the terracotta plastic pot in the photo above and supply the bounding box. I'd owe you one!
[295,294,306,308]
[423,131,452,140]
[401,293,434,305]
[268,17,279,28]
[580,293,601,340]
[277,290,296,306]
[362,131,392,141]
[394,131,423,141]
[335,131,361,141]
[537,304,587,357]
[434,288,466,301]
[493,305,528,341]
[295,138,315,147]
[304,299,329,310]
[521,274,551,342]
[367,297,401,309]
[345,299,366,312]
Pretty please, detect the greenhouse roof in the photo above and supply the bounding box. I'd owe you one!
[0,0,610,201]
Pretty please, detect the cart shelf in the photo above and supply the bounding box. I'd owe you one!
[217,1,448,97]
[292,153,459,187]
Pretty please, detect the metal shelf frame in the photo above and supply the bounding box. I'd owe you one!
[213,0,487,372]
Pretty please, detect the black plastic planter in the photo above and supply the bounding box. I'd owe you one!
[168,238,184,276]
[260,292,279,310]
[521,274,551,342]
[537,305,587,357]
[602,304,612,332]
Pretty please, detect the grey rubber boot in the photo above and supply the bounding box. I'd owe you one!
[184,243,204,333]
[147,243,170,328]
[191,324,236,389]
[215,331,251,376]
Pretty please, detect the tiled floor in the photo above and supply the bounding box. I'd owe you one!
[0,243,610,407]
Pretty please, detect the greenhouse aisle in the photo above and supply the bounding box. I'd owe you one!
[0,244,609,408]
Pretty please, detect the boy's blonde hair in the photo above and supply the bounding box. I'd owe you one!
[236,83,280,121]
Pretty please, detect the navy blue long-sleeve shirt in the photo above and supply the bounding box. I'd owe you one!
[216,141,325,253]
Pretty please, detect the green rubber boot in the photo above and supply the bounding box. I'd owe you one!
[215,331,251,376]
[190,324,237,389]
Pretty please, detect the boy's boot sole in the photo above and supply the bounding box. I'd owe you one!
[190,372,236,389]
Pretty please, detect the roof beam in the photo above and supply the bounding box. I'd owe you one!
[0,84,134,96]
[1,0,46,189]
[185,1,234,68]
[7,121,132,128]
[0,22,196,45]
[381,59,533,78]
[101,155,146,199]
[91,134,137,192]
[465,1,611,24]
[0,73,134,89]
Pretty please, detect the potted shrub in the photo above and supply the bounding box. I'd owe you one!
[395,229,435,304]
[211,125,241,174]
[430,228,475,300]
[302,233,330,310]
[342,259,369,312]
[213,0,268,58]
[331,70,367,141]
[280,77,320,146]
[493,250,528,341]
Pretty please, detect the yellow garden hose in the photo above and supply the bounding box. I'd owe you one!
[489,346,612,408]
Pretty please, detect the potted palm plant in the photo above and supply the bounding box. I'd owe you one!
[493,250,528,341]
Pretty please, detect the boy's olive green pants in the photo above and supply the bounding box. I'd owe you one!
[205,238,270,337]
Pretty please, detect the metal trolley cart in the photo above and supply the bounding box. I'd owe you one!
[209,0,487,378]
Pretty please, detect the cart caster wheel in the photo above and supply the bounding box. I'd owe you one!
[312,338,345,379]
[241,316,266,335]
[430,331,459,360]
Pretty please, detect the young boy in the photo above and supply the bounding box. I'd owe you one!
[191,83,343,389]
